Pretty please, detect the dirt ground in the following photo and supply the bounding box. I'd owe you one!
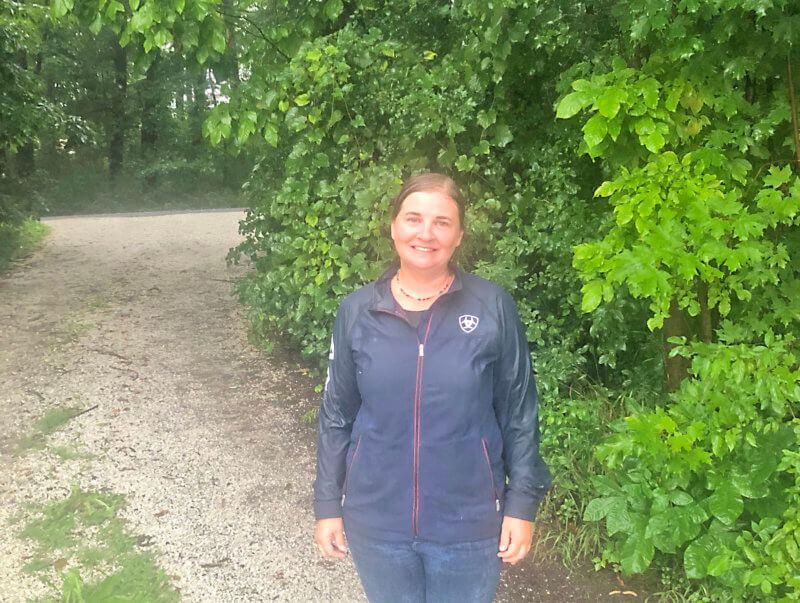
[0,210,647,601]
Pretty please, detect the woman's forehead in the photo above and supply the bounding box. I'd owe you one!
[398,190,460,216]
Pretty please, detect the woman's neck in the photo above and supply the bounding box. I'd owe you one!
[391,264,453,311]
[398,265,451,292]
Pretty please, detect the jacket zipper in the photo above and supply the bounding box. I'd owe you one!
[412,313,434,535]
[342,435,362,504]
[481,438,501,512]
[372,306,434,536]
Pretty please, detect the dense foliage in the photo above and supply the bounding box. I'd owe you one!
[0,0,245,221]
[557,2,800,597]
[4,0,799,599]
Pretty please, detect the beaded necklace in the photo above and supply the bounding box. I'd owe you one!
[394,270,453,302]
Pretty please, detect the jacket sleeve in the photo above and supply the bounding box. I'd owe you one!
[492,290,552,521]
[313,301,363,520]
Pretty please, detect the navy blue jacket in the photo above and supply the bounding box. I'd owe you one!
[313,266,552,543]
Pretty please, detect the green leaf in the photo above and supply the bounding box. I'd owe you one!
[583,114,607,148]
[707,482,743,526]
[52,0,74,18]
[477,109,497,129]
[597,87,625,119]
[606,502,633,536]
[491,125,513,148]
[556,92,586,119]
[729,158,751,184]
[263,123,278,147]
[212,29,226,54]
[707,554,730,576]
[764,165,792,188]
[423,50,437,60]
[685,534,716,579]
[88,13,103,35]
[106,0,124,19]
[642,130,665,153]
[295,93,311,107]
[324,0,343,21]
[620,531,655,574]
[581,280,604,313]
[583,496,626,523]
[669,491,693,506]
[595,180,617,197]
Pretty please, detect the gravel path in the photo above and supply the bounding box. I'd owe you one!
[0,211,362,601]
[0,211,642,602]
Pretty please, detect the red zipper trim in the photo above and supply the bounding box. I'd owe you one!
[481,438,499,506]
[343,436,362,498]
[412,313,434,535]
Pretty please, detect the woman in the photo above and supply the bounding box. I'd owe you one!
[314,173,551,602]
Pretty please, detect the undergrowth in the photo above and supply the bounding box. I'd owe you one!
[0,219,49,273]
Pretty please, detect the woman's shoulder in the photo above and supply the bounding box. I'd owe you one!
[337,276,383,314]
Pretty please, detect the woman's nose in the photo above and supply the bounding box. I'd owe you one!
[419,220,435,239]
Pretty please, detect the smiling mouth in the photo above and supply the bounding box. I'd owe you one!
[411,245,436,252]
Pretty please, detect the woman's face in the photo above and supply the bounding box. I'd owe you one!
[391,190,463,275]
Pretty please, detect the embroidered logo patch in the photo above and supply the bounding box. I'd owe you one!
[459,315,479,333]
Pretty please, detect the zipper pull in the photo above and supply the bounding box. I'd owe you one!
[496,499,500,512]
[419,343,424,357]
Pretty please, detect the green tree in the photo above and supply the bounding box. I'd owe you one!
[557,0,800,596]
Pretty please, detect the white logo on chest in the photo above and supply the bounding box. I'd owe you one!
[458,315,479,333]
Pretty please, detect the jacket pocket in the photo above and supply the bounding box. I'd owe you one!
[481,438,500,510]
[343,436,362,498]
[420,437,500,522]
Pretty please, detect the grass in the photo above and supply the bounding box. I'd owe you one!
[16,485,180,602]
[50,445,95,461]
[16,406,84,452]
[57,320,94,343]
[0,218,50,273]
[87,295,111,312]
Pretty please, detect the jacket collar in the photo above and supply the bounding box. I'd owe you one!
[370,264,464,313]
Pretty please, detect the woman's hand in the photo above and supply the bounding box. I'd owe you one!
[315,517,348,559]
[497,516,533,565]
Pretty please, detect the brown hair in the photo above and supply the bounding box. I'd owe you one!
[391,173,465,228]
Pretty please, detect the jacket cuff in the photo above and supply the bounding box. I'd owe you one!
[314,498,343,520]
[503,490,545,522]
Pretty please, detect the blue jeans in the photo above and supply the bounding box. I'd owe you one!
[345,527,501,603]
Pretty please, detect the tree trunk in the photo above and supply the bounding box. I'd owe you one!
[109,40,127,179]
[191,71,207,148]
[662,298,691,391]
[140,53,160,186]
[16,50,35,177]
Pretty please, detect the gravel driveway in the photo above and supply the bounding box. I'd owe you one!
[0,210,641,602]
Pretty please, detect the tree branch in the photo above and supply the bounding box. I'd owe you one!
[215,7,290,62]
